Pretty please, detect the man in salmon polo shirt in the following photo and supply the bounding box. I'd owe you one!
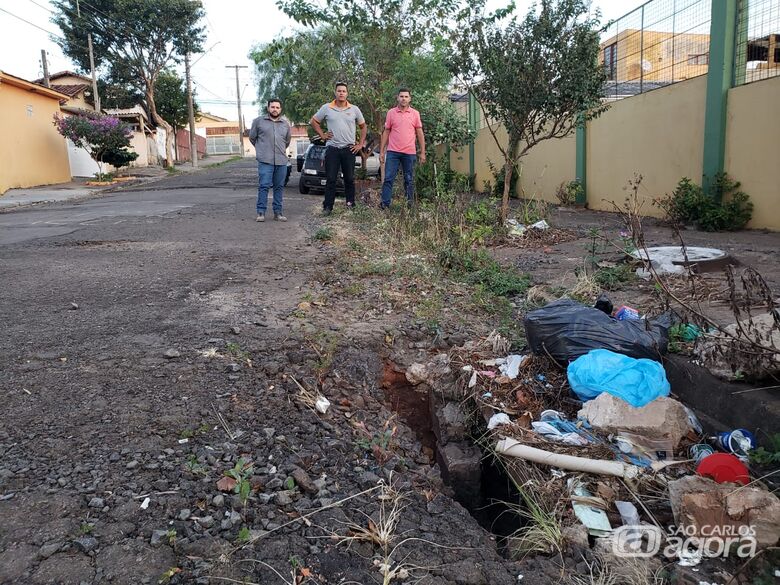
[379,88,426,209]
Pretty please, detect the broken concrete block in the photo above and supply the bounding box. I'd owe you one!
[669,475,780,549]
[405,354,452,386]
[430,392,468,446]
[436,441,481,504]
[578,393,691,448]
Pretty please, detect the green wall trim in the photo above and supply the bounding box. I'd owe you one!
[468,92,476,180]
[702,0,739,197]
[575,119,587,205]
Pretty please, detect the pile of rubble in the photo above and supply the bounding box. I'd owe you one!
[403,299,780,580]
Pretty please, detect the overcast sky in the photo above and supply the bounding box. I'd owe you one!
[1,0,632,121]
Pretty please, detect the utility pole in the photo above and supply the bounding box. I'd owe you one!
[185,52,197,167]
[75,0,100,111]
[225,65,248,156]
[41,50,50,87]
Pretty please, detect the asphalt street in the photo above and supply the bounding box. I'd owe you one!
[0,158,315,246]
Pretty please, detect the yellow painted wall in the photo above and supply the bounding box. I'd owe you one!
[0,83,70,194]
[451,123,577,203]
[725,76,780,230]
[587,76,706,216]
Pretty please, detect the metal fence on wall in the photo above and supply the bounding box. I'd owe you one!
[600,0,713,101]
[734,0,780,85]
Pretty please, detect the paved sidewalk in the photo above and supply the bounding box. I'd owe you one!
[0,155,244,211]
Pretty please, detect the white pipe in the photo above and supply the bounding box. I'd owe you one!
[495,437,642,479]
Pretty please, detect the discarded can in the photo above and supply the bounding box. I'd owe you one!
[614,305,640,321]
[540,409,564,421]
[690,443,715,464]
[715,429,756,458]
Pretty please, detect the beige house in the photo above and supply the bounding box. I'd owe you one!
[195,112,251,156]
[0,71,71,194]
[103,106,162,167]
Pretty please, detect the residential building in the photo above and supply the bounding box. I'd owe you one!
[195,112,248,156]
[104,106,163,167]
[0,71,71,194]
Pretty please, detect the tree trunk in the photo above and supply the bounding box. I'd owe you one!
[500,135,521,222]
[145,88,175,168]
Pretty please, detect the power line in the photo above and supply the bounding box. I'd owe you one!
[24,0,55,15]
[0,6,64,38]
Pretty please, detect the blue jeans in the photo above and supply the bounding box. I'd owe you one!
[381,151,417,207]
[256,162,287,215]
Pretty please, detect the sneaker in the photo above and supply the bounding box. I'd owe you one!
[274,214,288,222]
[322,209,332,216]
[256,214,265,222]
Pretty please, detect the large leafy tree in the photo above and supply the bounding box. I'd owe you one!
[450,0,607,220]
[154,70,200,134]
[52,0,205,167]
[255,0,464,143]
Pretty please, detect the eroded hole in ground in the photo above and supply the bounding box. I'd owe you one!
[380,361,436,462]
[380,360,522,555]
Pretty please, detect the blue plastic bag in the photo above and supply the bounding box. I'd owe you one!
[567,349,670,407]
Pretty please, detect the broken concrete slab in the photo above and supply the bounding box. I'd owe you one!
[668,475,780,548]
[578,393,692,448]
[430,392,468,446]
[405,354,453,387]
[695,311,780,381]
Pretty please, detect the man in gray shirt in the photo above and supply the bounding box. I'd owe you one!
[311,82,367,214]
[249,98,291,222]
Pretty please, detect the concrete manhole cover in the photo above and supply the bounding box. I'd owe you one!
[630,246,731,278]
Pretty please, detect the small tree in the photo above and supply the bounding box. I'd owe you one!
[450,0,608,220]
[54,112,136,180]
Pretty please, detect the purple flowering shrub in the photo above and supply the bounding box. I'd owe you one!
[54,112,137,179]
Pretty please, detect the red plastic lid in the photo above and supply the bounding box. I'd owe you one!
[696,453,750,485]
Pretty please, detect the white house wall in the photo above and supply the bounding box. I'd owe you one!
[67,139,116,177]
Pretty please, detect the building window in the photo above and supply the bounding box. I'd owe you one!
[604,43,617,81]
[687,53,709,66]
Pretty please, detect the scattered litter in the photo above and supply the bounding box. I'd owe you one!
[695,453,749,485]
[488,413,512,430]
[539,409,563,421]
[315,396,331,414]
[140,497,150,510]
[569,479,612,537]
[496,438,641,479]
[468,371,478,388]
[499,354,527,379]
[531,421,589,446]
[568,349,670,407]
[684,406,703,435]
[594,293,613,315]
[482,392,492,399]
[614,305,640,321]
[178,438,189,444]
[461,365,473,372]
[22,388,31,395]
[689,443,715,464]
[615,501,640,526]
[69,302,79,310]
[505,219,527,237]
[714,428,755,459]
[529,219,550,230]
[524,299,670,362]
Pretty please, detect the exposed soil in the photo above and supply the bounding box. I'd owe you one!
[1,160,778,585]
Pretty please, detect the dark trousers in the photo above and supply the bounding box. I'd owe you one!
[324,146,356,210]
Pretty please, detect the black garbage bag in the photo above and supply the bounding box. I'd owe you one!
[523,299,669,363]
